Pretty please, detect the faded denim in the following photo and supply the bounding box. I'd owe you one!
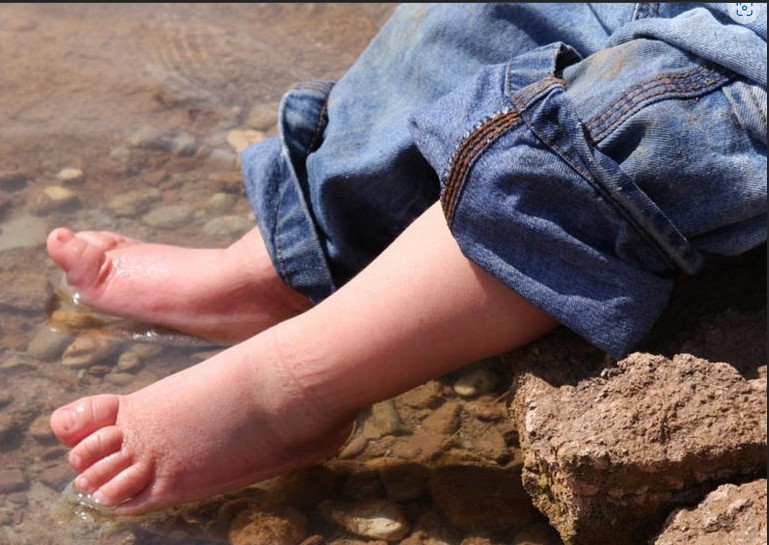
[241,3,767,358]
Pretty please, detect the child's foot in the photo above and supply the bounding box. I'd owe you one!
[49,331,354,515]
[46,227,312,344]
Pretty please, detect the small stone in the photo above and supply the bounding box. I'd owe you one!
[115,352,143,373]
[109,146,131,162]
[127,343,164,360]
[206,192,238,214]
[227,129,266,154]
[318,499,410,541]
[0,413,17,442]
[229,504,308,545]
[206,149,238,171]
[28,185,79,214]
[28,415,54,441]
[7,492,28,506]
[171,132,197,156]
[61,336,119,369]
[202,215,252,238]
[55,167,84,184]
[246,102,278,130]
[142,205,194,229]
[104,372,136,387]
[107,188,161,217]
[208,171,243,192]
[453,369,499,398]
[26,326,72,361]
[420,400,462,436]
[0,469,26,494]
[38,464,76,491]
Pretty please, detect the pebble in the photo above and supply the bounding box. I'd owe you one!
[171,132,197,156]
[0,413,16,443]
[126,343,164,360]
[206,192,237,213]
[208,171,243,192]
[61,336,120,369]
[115,351,143,373]
[56,167,84,184]
[453,369,499,398]
[0,469,27,494]
[109,146,131,162]
[202,215,252,238]
[0,214,49,251]
[318,499,410,541]
[206,149,238,171]
[28,185,79,214]
[142,205,194,229]
[228,504,308,545]
[107,188,161,217]
[39,464,76,491]
[26,326,72,361]
[28,415,54,441]
[227,129,266,154]
[246,102,278,130]
[104,372,136,387]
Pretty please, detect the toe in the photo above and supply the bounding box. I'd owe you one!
[93,463,153,510]
[75,231,137,252]
[50,394,121,447]
[46,227,109,290]
[76,450,133,495]
[69,425,124,471]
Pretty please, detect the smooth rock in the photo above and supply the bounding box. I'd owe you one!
[246,102,278,130]
[318,499,410,541]
[202,215,252,238]
[28,185,79,214]
[206,149,238,171]
[115,351,143,373]
[56,167,84,183]
[453,369,499,398]
[28,415,54,441]
[142,205,194,229]
[227,129,265,154]
[27,326,73,361]
[206,192,237,213]
[61,336,119,368]
[0,469,26,494]
[104,372,136,387]
[107,187,161,217]
[0,171,28,191]
[0,214,48,251]
[39,464,76,491]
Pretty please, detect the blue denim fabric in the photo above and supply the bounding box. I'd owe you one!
[242,3,767,357]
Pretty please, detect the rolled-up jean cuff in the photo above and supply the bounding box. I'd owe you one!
[241,82,339,303]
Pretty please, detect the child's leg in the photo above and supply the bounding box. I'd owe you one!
[46,226,313,344]
[50,203,557,514]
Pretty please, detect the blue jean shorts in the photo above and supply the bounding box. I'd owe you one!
[241,3,767,358]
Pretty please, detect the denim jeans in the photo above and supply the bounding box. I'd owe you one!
[241,3,767,358]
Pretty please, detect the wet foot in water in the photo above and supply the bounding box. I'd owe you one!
[46,226,312,344]
[49,328,355,515]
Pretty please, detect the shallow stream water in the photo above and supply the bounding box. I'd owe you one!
[0,4,565,545]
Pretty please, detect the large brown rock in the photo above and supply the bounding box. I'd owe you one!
[510,352,767,545]
[653,479,767,545]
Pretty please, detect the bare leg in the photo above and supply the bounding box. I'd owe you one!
[46,226,312,343]
[50,203,557,514]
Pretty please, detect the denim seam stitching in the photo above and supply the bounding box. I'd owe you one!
[521,107,685,269]
[586,65,729,141]
[306,98,329,156]
[441,110,522,226]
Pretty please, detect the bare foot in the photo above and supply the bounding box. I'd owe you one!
[49,329,354,515]
[46,226,312,344]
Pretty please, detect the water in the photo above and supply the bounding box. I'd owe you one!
[0,4,564,545]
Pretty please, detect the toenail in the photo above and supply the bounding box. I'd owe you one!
[55,230,74,243]
[75,475,91,492]
[69,452,82,468]
[56,408,77,432]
